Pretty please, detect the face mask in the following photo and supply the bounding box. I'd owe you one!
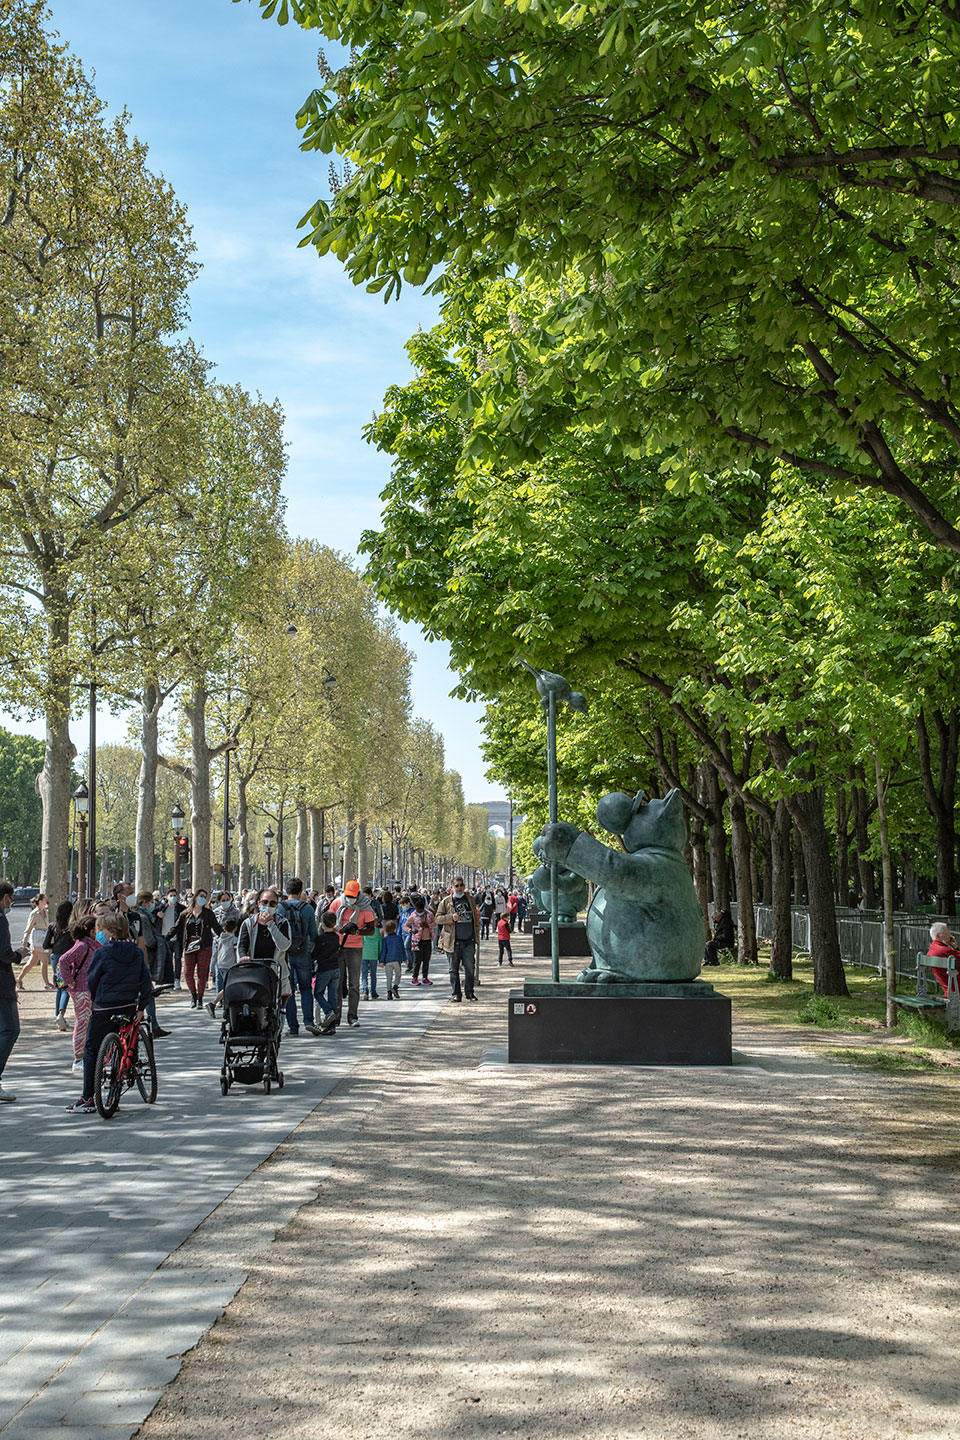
[167,896,177,904]
[260,904,277,916]
[95,931,106,944]
[197,896,207,905]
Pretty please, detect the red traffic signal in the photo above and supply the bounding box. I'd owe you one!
[176,836,190,862]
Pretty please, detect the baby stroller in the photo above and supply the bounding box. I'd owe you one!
[219,959,284,1095]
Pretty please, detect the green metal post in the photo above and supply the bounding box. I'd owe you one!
[547,689,560,983]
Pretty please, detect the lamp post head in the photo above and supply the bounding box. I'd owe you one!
[74,781,89,816]
[171,802,185,834]
[226,817,235,837]
[264,826,274,853]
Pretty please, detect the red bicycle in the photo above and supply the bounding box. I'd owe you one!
[94,1012,158,1119]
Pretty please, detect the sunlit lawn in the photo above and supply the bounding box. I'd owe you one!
[715,945,960,1075]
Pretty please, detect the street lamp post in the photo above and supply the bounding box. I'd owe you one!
[224,816,234,892]
[264,826,274,887]
[322,841,330,889]
[74,783,89,899]
[508,791,514,890]
[171,803,185,894]
[1,846,7,883]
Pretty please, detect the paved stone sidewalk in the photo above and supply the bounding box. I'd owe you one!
[0,978,448,1436]
[141,937,960,1440]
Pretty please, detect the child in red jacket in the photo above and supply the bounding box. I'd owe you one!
[496,914,513,966]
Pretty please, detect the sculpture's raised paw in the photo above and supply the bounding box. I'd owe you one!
[537,821,579,863]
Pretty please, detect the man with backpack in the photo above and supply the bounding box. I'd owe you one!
[280,877,320,1036]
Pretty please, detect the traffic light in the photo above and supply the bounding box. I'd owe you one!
[176,836,190,863]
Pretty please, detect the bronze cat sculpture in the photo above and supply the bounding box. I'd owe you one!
[535,788,703,983]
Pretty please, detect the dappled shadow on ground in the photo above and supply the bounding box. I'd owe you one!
[142,944,960,1440]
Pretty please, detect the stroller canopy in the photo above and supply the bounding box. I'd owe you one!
[223,961,279,1009]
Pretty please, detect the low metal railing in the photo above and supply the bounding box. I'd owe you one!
[737,903,950,978]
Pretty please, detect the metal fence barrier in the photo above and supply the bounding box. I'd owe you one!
[738,903,948,979]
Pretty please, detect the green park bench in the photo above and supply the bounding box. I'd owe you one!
[893,952,960,1032]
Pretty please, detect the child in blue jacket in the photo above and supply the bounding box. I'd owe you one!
[379,920,405,999]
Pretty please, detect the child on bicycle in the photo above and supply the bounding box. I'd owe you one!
[66,911,153,1116]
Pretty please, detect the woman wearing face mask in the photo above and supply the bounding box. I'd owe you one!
[156,888,185,989]
[174,889,222,1008]
[237,888,292,996]
[58,905,106,1074]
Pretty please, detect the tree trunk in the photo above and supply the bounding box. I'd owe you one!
[791,824,805,903]
[186,679,212,893]
[701,765,730,908]
[769,800,793,979]
[135,684,160,894]
[38,596,73,901]
[688,808,710,936]
[916,709,959,916]
[851,775,876,908]
[295,801,308,881]
[875,757,897,1026]
[835,784,850,904]
[237,773,250,888]
[343,808,356,885]
[729,794,757,964]
[358,819,369,888]
[758,816,773,904]
[308,806,322,890]
[903,851,916,912]
[788,789,848,995]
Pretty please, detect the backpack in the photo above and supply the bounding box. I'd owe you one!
[284,900,308,957]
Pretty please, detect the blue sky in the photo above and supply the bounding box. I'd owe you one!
[25,0,504,802]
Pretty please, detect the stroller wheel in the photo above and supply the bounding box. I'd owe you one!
[263,1076,271,1094]
[277,1071,284,1088]
[220,1075,229,1096]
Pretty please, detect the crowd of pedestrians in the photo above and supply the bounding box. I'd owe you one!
[0,876,529,1103]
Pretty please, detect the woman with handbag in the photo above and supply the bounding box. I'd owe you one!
[174,890,222,1008]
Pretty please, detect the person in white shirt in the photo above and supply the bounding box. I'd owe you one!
[18,895,52,990]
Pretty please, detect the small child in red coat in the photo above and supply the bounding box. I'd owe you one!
[496,914,513,967]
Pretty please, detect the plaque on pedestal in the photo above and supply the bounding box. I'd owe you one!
[507,983,732,1066]
[532,922,591,958]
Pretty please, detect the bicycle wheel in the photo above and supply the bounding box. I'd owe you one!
[134,1027,158,1105]
[94,1033,123,1119]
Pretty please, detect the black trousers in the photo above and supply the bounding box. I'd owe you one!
[413,939,431,981]
[337,950,363,1023]
[448,940,476,998]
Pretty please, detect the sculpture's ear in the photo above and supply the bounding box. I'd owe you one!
[657,789,687,850]
[596,791,635,835]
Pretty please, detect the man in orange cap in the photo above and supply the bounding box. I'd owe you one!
[329,881,376,1028]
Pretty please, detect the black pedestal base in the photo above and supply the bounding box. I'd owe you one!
[532,922,592,958]
[507,989,732,1066]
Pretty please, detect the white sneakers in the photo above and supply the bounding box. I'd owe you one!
[0,1085,16,1102]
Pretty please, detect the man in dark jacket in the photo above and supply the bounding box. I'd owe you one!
[703,909,735,967]
[280,877,320,1036]
[0,882,20,1100]
[67,911,153,1115]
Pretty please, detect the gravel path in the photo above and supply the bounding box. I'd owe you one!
[134,934,960,1440]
